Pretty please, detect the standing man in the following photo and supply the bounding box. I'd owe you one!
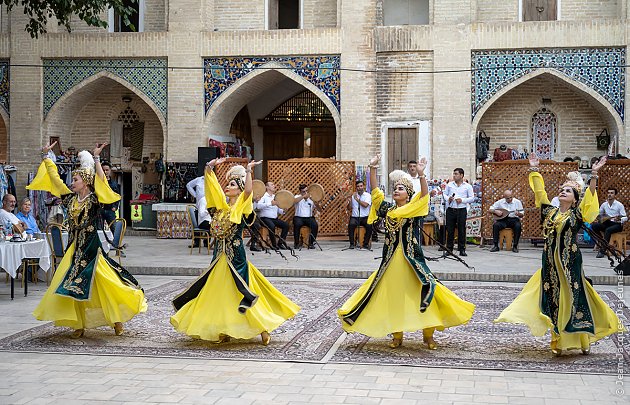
[592,187,627,258]
[347,180,372,249]
[100,161,120,226]
[256,181,289,249]
[186,175,211,248]
[293,184,319,249]
[444,168,474,256]
[488,190,524,253]
[407,160,422,195]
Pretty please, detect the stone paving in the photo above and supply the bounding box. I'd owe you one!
[1,274,628,404]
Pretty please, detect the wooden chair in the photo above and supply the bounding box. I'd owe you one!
[422,222,436,246]
[298,226,311,249]
[499,228,514,251]
[610,232,627,255]
[110,218,127,264]
[45,223,66,285]
[186,205,211,255]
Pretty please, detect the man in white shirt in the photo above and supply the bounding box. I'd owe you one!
[444,168,475,256]
[293,184,320,249]
[256,181,289,249]
[407,160,422,195]
[346,180,372,249]
[592,187,627,258]
[488,190,524,253]
[0,194,25,233]
[186,176,210,248]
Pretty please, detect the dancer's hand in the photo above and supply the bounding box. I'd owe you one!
[417,157,427,176]
[42,141,57,154]
[93,142,108,157]
[528,153,540,168]
[592,156,607,172]
[369,154,381,166]
[247,160,263,170]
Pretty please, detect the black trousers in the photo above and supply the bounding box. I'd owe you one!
[260,217,289,247]
[293,216,318,246]
[592,220,623,251]
[492,217,522,247]
[348,217,372,247]
[192,219,210,247]
[446,207,467,252]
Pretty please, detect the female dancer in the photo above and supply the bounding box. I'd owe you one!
[170,158,299,345]
[30,142,146,338]
[338,155,475,349]
[495,153,623,355]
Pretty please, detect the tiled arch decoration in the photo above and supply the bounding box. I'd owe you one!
[43,59,168,120]
[471,47,625,122]
[204,55,340,115]
[0,60,9,116]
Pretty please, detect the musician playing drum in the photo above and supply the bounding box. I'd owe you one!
[592,187,627,258]
[489,190,524,253]
[256,181,290,250]
[293,184,320,249]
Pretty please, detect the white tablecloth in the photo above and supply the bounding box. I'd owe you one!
[152,203,189,212]
[35,230,113,254]
[0,240,51,279]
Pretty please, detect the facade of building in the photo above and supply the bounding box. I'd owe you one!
[0,0,627,197]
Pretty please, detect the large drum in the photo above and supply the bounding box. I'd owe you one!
[252,179,266,200]
[308,183,325,202]
[275,190,295,210]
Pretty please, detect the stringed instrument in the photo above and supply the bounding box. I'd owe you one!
[490,207,537,222]
[595,214,620,224]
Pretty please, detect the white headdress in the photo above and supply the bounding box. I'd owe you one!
[563,171,585,194]
[226,165,247,190]
[73,150,96,185]
[389,170,415,197]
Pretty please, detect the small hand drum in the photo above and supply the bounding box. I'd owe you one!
[275,190,295,210]
[252,179,266,200]
[308,183,325,202]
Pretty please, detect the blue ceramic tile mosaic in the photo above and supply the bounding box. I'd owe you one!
[43,59,168,120]
[471,48,625,121]
[204,55,340,115]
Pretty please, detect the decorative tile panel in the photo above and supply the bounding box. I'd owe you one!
[43,59,168,120]
[471,48,625,121]
[204,55,340,115]
[0,60,9,116]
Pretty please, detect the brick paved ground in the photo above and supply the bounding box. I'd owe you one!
[1,275,628,404]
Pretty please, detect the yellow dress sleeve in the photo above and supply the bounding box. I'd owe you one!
[367,187,385,224]
[94,174,121,204]
[579,188,599,223]
[388,193,430,219]
[229,192,254,224]
[528,172,550,207]
[26,159,72,197]
[204,170,229,211]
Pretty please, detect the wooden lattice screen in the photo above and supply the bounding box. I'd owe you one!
[267,158,356,236]
[596,159,630,234]
[214,158,250,188]
[481,160,578,240]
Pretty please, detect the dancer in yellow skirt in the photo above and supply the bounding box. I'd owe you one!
[30,142,146,338]
[170,158,299,345]
[495,153,624,355]
[338,154,475,349]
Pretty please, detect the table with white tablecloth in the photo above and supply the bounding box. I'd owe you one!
[0,240,51,299]
[35,230,113,254]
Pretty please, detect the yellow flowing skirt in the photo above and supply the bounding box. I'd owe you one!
[33,243,147,329]
[170,253,300,341]
[337,246,476,337]
[494,268,624,350]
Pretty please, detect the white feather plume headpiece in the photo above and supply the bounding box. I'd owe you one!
[389,169,415,197]
[72,150,96,186]
[563,171,585,194]
[226,165,247,190]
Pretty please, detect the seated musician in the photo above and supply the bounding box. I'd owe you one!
[347,180,372,250]
[256,181,289,250]
[293,184,320,249]
[592,187,627,258]
[488,189,524,253]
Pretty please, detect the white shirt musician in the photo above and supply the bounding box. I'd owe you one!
[186,176,210,226]
[444,168,475,255]
[293,184,319,249]
[347,180,372,249]
[592,187,627,258]
[255,182,289,249]
[489,190,524,253]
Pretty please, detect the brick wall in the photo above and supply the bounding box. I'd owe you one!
[0,114,6,161]
[376,51,434,122]
[477,75,608,160]
[476,0,518,22]
[562,0,620,20]
[144,0,167,32]
[214,0,265,30]
[303,0,337,28]
[434,0,472,24]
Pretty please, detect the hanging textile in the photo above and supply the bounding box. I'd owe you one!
[532,108,557,159]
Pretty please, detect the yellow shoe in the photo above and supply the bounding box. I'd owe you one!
[389,332,403,348]
[114,322,124,336]
[70,329,84,339]
[423,328,437,350]
[550,338,561,356]
[581,343,590,355]
[261,331,271,346]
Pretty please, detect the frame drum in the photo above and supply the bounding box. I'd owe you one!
[252,179,266,200]
[275,190,295,210]
[308,183,325,202]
